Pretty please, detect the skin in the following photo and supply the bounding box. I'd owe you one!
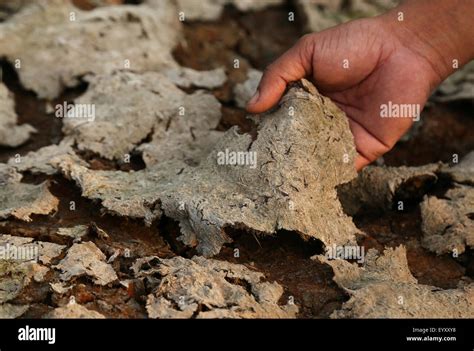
[246,0,474,170]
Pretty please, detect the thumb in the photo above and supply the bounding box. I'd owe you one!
[246,34,314,114]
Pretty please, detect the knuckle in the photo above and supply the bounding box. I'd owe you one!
[298,33,316,58]
[300,33,314,44]
[263,63,277,77]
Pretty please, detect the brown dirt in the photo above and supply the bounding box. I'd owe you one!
[0,61,72,164]
[354,210,467,289]
[384,103,474,167]
[217,230,346,318]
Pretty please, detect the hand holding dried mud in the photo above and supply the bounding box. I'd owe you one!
[248,0,474,170]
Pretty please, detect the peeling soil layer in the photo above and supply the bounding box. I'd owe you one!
[0,0,473,319]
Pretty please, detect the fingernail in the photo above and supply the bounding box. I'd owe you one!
[247,90,260,107]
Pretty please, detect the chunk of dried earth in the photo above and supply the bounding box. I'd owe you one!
[338,164,440,215]
[420,185,474,255]
[57,158,167,224]
[8,137,85,175]
[0,235,65,267]
[56,225,89,241]
[57,80,359,256]
[0,260,30,304]
[233,68,262,108]
[315,246,474,318]
[163,67,227,89]
[50,282,73,295]
[0,303,29,318]
[0,234,65,309]
[66,71,222,161]
[0,83,35,147]
[54,241,118,285]
[133,255,297,318]
[297,0,399,32]
[159,80,359,255]
[297,0,346,32]
[45,302,105,318]
[441,151,474,185]
[0,0,181,98]
[36,241,67,265]
[0,170,59,221]
[0,164,22,185]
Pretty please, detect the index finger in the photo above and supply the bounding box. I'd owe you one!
[246,34,315,114]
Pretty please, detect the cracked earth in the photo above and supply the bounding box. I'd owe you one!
[0,0,473,318]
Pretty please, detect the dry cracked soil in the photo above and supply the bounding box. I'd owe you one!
[0,0,473,319]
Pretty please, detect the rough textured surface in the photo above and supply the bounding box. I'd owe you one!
[45,302,105,318]
[0,234,65,266]
[2,0,471,320]
[441,151,474,185]
[0,303,29,318]
[132,255,297,318]
[56,225,89,241]
[0,234,65,311]
[7,137,84,175]
[420,185,474,255]
[159,79,359,256]
[164,67,227,89]
[0,0,181,98]
[57,158,166,224]
[297,0,345,32]
[338,164,441,215]
[0,83,35,147]
[50,282,73,295]
[54,241,118,285]
[0,260,29,304]
[52,72,222,223]
[233,68,262,108]
[57,80,359,256]
[297,0,398,32]
[0,164,22,184]
[0,174,59,221]
[316,246,474,318]
[65,71,222,161]
[173,0,284,21]
[35,242,66,265]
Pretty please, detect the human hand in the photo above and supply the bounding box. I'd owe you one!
[246,0,474,170]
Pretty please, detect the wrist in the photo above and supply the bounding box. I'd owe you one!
[378,0,474,88]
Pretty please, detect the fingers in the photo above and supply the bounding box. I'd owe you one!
[347,118,393,171]
[245,68,286,114]
[246,35,314,114]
